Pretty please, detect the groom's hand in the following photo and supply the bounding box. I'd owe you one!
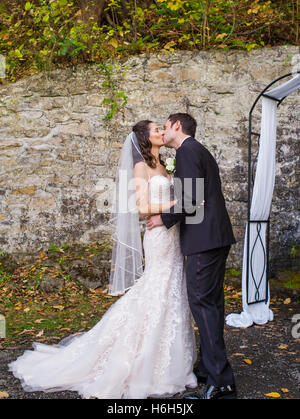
[146,215,163,230]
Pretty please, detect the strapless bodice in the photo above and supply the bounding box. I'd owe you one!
[148,175,173,204]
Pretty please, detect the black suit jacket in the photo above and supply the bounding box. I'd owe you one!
[161,137,236,255]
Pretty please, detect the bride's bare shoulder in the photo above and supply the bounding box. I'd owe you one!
[133,161,149,180]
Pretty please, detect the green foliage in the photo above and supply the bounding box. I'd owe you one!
[99,62,128,121]
[228,268,241,277]
[0,0,298,85]
[290,244,298,258]
[48,243,61,252]
[278,270,300,290]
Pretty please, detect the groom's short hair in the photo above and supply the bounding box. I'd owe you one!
[168,113,197,138]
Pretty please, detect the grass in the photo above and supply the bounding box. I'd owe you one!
[283,272,300,290]
[0,242,116,347]
[4,290,116,342]
[0,273,118,346]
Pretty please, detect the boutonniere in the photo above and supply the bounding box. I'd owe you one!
[165,158,176,174]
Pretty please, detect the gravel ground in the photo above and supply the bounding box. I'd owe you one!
[1,302,299,400]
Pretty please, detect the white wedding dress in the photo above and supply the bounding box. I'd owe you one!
[8,175,198,399]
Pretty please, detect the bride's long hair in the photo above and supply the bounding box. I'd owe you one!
[132,120,165,169]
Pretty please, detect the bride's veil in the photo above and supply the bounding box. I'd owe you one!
[108,132,147,296]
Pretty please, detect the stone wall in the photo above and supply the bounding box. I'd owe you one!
[0,46,299,277]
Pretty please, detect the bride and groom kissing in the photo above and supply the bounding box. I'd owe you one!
[9,113,237,400]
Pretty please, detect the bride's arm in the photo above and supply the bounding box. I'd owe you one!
[133,162,177,218]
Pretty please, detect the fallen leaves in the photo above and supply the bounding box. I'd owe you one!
[284,298,291,305]
[243,359,252,365]
[0,391,9,399]
[265,392,281,398]
[216,33,228,40]
[278,344,288,350]
[14,302,22,311]
[264,389,290,398]
[34,318,46,324]
[52,305,65,311]
[18,329,35,335]
[0,261,119,348]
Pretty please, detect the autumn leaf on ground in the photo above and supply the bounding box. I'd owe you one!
[283,298,291,304]
[265,392,281,398]
[0,391,9,399]
[278,344,288,350]
[14,302,22,311]
[216,33,228,40]
[18,329,34,335]
[53,305,65,310]
[281,388,289,393]
[243,359,252,365]
[34,319,46,324]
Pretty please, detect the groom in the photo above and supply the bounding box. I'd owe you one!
[146,113,237,399]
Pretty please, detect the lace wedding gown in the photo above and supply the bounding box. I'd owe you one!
[8,175,198,399]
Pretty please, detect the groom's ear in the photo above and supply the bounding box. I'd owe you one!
[174,120,181,132]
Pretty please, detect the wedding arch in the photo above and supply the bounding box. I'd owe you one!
[226,71,300,328]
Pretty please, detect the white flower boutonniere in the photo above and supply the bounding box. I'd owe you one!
[165,158,176,174]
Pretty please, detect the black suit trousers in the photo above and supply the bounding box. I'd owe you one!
[185,245,235,387]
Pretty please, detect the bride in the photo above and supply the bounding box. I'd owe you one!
[8,120,198,399]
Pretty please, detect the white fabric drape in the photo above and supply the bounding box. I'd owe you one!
[226,74,300,328]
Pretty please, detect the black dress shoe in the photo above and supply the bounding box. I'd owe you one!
[183,384,237,399]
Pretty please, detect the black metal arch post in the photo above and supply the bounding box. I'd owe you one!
[246,71,300,305]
